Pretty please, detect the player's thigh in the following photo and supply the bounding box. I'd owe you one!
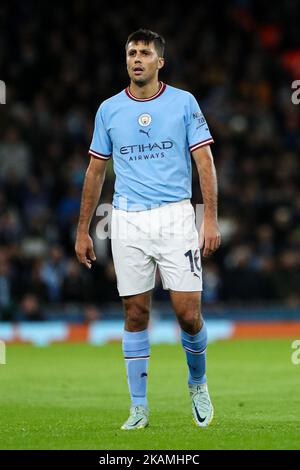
[158,242,202,291]
[111,238,157,296]
[111,208,157,296]
[157,203,202,292]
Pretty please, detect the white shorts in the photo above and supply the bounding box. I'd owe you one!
[111,199,202,296]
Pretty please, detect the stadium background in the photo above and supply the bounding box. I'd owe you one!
[1,0,300,452]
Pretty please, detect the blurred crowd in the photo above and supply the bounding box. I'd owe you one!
[1,0,300,320]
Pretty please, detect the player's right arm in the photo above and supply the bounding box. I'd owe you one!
[75,156,108,269]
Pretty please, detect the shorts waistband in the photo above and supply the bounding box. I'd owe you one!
[113,199,190,213]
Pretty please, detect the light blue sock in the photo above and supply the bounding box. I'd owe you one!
[181,323,207,385]
[122,329,150,408]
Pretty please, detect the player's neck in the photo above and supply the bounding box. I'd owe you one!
[129,79,161,99]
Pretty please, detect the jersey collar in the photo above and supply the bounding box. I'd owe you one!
[125,81,166,102]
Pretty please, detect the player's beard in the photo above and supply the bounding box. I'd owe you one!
[131,76,148,87]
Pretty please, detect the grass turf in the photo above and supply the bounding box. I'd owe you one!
[0,339,299,450]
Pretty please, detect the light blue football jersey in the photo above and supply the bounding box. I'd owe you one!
[89,82,214,211]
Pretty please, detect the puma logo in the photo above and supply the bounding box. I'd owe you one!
[139,128,151,138]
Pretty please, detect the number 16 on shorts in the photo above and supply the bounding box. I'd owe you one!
[185,249,202,279]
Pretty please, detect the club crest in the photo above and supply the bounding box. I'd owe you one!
[138,113,152,127]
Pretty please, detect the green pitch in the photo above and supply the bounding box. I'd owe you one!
[1,339,299,450]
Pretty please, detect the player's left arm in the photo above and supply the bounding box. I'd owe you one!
[192,145,221,257]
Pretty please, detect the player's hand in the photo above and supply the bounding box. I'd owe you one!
[199,218,221,258]
[75,232,96,269]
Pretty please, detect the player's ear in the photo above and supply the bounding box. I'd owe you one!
[158,57,165,70]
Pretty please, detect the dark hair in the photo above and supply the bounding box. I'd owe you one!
[125,28,165,57]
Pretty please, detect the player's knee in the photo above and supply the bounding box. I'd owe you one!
[125,313,148,331]
[123,300,149,331]
[179,309,203,333]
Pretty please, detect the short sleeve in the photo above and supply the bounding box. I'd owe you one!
[88,105,112,160]
[186,94,214,153]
